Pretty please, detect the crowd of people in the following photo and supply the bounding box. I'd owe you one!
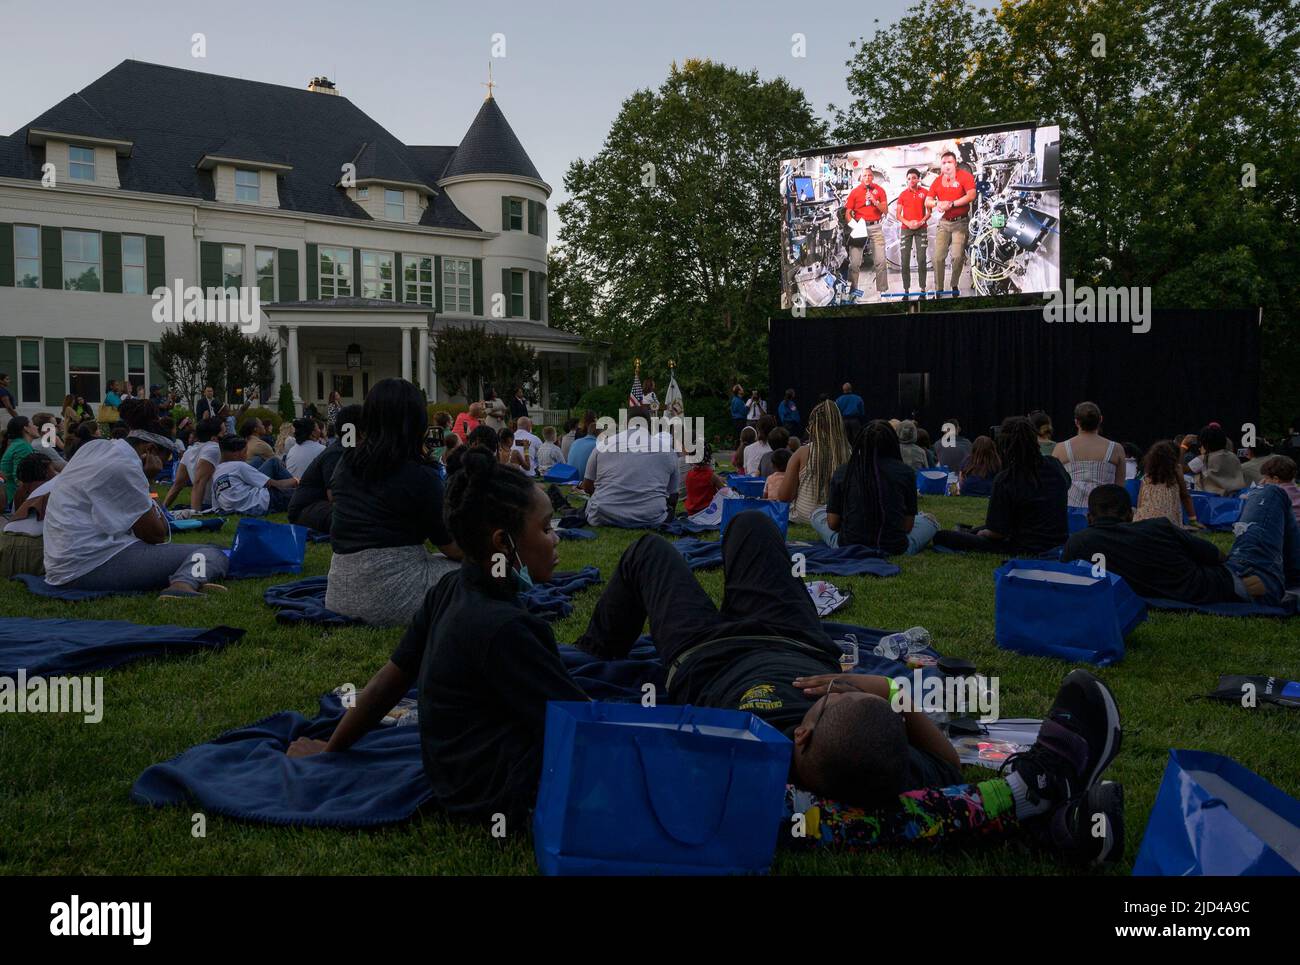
[2,372,1297,869]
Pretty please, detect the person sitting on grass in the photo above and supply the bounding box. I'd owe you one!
[1259,454,1300,524]
[1062,483,1300,607]
[732,425,758,476]
[1189,423,1246,496]
[287,404,361,535]
[764,447,792,500]
[896,420,928,471]
[535,426,565,475]
[957,435,1001,497]
[0,451,57,578]
[1,416,39,509]
[497,428,530,473]
[776,399,852,524]
[1133,440,1198,528]
[757,426,789,477]
[812,419,939,555]
[162,416,223,511]
[325,379,462,626]
[210,436,299,516]
[581,405,679,528]
[743,416,775,476]
[284,417,326,477]
[684,443,727,515]
[932,417,1070,555]
[1054,401,1124,508]
[240,417,276,462]
[41,399,227,599]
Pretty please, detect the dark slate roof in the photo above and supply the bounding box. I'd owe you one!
[201,133,288,167]
[267,297,433,311]
[2,60,485,231]
[349,139,423,186]
[439,97,543,183]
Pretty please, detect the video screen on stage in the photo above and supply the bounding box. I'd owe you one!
[780,122,1061,309]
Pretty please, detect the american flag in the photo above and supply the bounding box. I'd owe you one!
[628,371,643,408]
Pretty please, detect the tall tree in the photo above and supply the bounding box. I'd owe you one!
[435,325,539,403]
[556,59,827,396]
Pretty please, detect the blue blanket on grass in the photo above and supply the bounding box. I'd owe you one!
[264,566,604,626]
[0,617,245,677]
[672,538,901,578]
[1143,592,1299,618]
[130,622,938,827]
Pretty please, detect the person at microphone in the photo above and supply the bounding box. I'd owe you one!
[843,167,890,301]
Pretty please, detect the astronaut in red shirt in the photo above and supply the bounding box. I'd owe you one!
[894,167,931,296]
[926,150,977,297]
[842,167,890,300]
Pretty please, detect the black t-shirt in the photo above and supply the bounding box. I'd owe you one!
[328,456,452,554]
[1062,517,1236,604]
[287,441,343,521]
[826,457,917,555]
[985,457,1071,552]
[392,563,589,825]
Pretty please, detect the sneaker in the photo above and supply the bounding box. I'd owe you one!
[1046,782,1125,866]
[1000,669,1122,808]
[158,587,201,600]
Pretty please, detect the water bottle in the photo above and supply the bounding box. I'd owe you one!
[947,471,959,496]
[873,626,932,660]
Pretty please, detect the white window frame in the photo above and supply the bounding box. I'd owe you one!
[384,189,405,221]
[507,197,524,231]
[66,340,103,402]
[235,168,260,203]
[360,250,394,300]
[255,247,276,303]
[126,342,148,392]
[18,338,42,405]
[122,233,146,295]
[401,253,433,306]
[221,244,244,295]
[69,145,95,181]
[319,246,352,298]
[442,256,472,314]
[509,269,526,318]
[14,224,40,288]
[357,186,369,199]
[62,229,102,292]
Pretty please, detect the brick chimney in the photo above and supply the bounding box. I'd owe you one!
[307,76,338,95]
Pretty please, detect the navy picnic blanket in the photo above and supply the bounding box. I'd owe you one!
[0,617,245,677]
[264,566,604,626]
[672,538,901,577]
[129,622,937,828]
[1143,591,1298,618]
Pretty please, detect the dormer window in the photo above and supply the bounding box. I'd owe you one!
[357,187,369,199]
[384,188,405,221]
[235,168,260,203]
[69,145,96,181]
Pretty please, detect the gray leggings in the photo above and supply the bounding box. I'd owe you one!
[65,541,229,592]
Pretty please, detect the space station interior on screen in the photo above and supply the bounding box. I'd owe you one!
[780,125,1061,309]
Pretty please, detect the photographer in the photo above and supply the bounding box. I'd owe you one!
[324,379,462,626]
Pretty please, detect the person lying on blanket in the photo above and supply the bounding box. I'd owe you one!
[288,456,1126,861]
[41,398,229,599]
[1063,483,1300,608]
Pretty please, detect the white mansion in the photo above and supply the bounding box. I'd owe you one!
[0,60,602,417]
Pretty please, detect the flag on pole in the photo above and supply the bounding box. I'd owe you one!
[664,362,684,418]
[628,357,643,408]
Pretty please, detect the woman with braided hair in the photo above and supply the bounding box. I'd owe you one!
[776,399,852,523]
[811,419,939,555]
[933,416,1071,555]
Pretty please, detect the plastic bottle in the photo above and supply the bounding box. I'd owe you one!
[873,626,932,660]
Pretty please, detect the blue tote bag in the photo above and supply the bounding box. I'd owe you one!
[720,497,789,537]
[726,474,767,498]
[542,463,581,484]
[1067,506,1090,533]
[534,701,792,875]
[993,559,1147,665]
[225,518,309,579]
[1133,750,1300,876]
[1191,492,1244,530]
[916,469,948,495]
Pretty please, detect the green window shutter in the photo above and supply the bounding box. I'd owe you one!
[528,270,540,321]
[148,340,166,391]
[502,195,512,230]
[394,252,403,301]
[434,255,443,313]
[146,235,165,293]
[0,223,13,287]
[43,339,65,405]
[501,268,511,318]
[471,258,483,316]
[529,200,543,236]
[278,248,299,302]
[41,226,62,289]
[200,241,222,294]
[0,338,15,384]
[305,243,319,300]
[352,249,362,297]
[105,340,125,384]
[102,232,123,293]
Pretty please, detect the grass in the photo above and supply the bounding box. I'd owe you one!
[1,489,1297,875]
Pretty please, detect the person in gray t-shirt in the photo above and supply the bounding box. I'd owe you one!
[934,418,972,471]
[581,415,680,527]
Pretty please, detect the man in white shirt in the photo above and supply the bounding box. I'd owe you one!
[211,436,299,515]
[535,426,565,475]
[511,416,543,476]
[285,417,326,477]
[163,416,223,511]
[580,406,680,527]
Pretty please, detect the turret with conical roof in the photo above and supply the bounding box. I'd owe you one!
[440,96,543,185]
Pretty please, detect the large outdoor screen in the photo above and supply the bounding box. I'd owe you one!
[780,122,1060,309]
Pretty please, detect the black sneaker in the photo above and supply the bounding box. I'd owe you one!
[1046,782,1125,866]
[546,484,571,514]
[1000,669,1122,808]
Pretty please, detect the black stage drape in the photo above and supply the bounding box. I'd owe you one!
[768,308,1260,448]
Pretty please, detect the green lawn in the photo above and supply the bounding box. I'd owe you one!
[1,492,1297,875]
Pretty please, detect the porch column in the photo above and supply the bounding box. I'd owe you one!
[417,326,430,396]
[400,326,412,382]
[429,334,439,402]
[269,326,284,405]
[285,325,301,411]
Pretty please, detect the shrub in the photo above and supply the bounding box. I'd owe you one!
[239,406,283,433]
[277,383,296,422]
